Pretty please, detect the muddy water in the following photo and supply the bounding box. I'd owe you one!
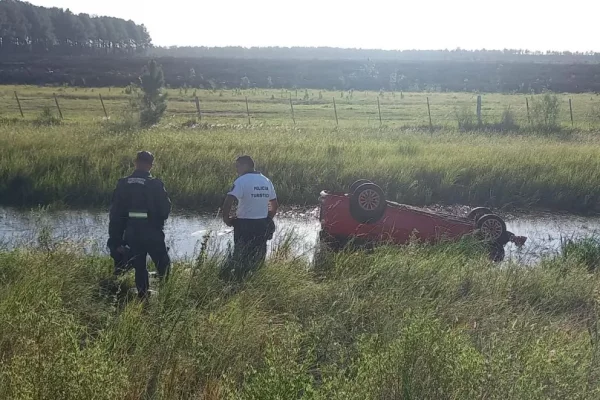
[1,207,600,263]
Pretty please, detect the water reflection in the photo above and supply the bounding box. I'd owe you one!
[2,207,600,264]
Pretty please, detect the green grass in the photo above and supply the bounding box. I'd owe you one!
[2,85,600,212]
[2,121,600,211]
[1,237,600,399]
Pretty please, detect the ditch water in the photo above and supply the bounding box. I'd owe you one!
[1,207,600,264]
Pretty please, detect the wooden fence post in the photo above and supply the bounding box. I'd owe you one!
[427,97,433,131]
[14,91,24,118]
[569,98,574,127]
[333,97,339,127]
[54,93,63,119]
[476,95,482,127]
[245,96,250,125]
[195,96,202,121]
[289,95,296,125]
[377,96,382,127]
[99,94,108,118]
[526,97,531,125]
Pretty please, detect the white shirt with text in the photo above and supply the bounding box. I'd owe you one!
[228,172,277,219]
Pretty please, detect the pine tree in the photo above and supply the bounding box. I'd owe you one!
[139,60,167,127]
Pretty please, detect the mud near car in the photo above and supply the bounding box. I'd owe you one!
[2,206,600,264]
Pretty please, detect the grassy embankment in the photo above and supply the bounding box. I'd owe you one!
[1,236,600,399]
[2,121,600,212]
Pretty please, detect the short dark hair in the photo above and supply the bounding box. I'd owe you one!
[236,155,255,169]
[136,151,154,164]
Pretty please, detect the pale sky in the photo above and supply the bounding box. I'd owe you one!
[29,0,600,51]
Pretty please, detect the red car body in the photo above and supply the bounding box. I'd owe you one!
[318,190,526,249]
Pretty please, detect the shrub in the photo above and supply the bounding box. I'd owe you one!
[530,92,561,131]
[455,106,477,131]
[139,60,168,128]
[495,106,519,131]
[34,106,61,126]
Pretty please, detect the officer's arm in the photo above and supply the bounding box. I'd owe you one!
[108,180,127,249]
[268,199,279,219]
[154,180,172,221]
[222,195,236,226]
[268,181,278,218]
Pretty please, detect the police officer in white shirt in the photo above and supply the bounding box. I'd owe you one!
[221,155,278,280]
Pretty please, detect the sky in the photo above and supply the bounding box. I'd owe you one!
[28,0,600,52]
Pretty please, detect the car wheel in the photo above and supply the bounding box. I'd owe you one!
[467,207,493,222]
[477,214,507,242]
[350,183,387,223]
[349,179,372,194]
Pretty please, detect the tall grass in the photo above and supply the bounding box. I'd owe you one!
[2,123,600,212]
[1,236,600,399]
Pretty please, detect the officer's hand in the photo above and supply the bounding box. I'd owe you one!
[223,217,234,227]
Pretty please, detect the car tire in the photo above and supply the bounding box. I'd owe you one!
[477,214,507,242]
[349,179,372,194]
[350,183,387,223]
[468,207,493,222]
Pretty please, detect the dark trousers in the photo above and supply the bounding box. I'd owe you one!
[125,225,170,297]
[221,218,273,281]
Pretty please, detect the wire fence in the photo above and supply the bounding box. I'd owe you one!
[3,88,600,129]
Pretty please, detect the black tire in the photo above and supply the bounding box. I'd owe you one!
[468,207,493,222]
[349,179,373,194]
[350,183,387,223]
[477,214,507,242]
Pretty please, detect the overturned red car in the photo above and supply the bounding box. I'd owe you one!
[318,180,526,261]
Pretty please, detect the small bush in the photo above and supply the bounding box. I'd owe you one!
[530,92,561,131]
[492,106,519,132]
[34,106,61,126]
[455,106,477,131]
[139,60,168,128]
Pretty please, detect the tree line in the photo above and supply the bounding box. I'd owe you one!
[151,46,600,64]
[4,55,600,93]
[0,0,151,55]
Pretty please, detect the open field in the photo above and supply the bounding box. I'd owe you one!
[2,86,600,212]
[1,238,600,399]
[3,85,600,129]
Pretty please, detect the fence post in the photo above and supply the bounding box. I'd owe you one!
[476,95,482,127]
[14,91,24,118]
[245,96,250,125]
[195,96,202,121]
[289,95,296,125]
[377,96,382,127]
[333,97,339,127]
[569,98,574,127]
[526,97,531,125]
[99,94,108,118]
[53,93,63,119]
[427,97,433,131]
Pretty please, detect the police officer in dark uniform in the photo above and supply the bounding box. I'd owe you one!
[107,151,171,299]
